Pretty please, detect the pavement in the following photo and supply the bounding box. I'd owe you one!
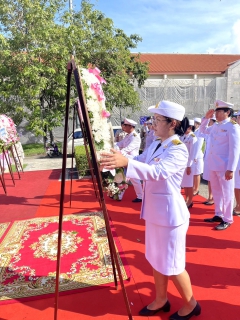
[23,154,75,172]
[22,154,210,201]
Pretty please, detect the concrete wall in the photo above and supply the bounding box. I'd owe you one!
[226,61,240,110]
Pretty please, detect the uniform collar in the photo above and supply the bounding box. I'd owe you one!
[217,118,230,125]
[161,134,179,146]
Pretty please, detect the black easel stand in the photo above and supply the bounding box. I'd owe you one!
[54,59,132,320]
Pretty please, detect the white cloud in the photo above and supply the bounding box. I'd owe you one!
[94,0,240,53]
[208,20,240,53]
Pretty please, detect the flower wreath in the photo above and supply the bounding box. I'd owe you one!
[80,67,128,200]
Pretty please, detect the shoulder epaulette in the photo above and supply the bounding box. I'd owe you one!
[190,133,196,137]
[230,120,237,125]
[133,133,137,137]
[172,139,182,145]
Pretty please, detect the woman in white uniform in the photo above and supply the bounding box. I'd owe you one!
[180,120,198,208]
[101,100,201,320]
[192,118,204,196]
[233,111,240,216]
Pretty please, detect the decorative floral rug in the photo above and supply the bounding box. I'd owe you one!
[0,212,128,301]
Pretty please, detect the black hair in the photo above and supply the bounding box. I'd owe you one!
[177,117,189,136]
[228,109,234,117]
[163,116,189,136]
[121,121,124,125]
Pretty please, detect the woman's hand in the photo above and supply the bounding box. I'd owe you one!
[225,170,233,180]
[100,149,128,170]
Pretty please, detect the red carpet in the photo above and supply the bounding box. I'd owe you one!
[0,212,128,303]
[0,172,240,319]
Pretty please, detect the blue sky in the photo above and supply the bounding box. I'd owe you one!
[73,0,240,54]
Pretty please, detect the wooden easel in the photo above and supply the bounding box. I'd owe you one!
[54,59,133,320]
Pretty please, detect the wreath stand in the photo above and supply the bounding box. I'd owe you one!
[0,145,23,194]
[54,59,133,320]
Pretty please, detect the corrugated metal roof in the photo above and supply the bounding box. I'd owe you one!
[135,53,240,74]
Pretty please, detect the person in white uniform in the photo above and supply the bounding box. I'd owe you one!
[201,116,216,205]
[180,119,198,209]
[114,121,127,142]
[199,100,240,230]
[144,120,155,151]
[101,100,201,320]
[233,111,240,216]
[115,118,143,202]
[192,118,204,196]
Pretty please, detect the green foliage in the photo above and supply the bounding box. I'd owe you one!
[22,143,45,156]
[74,145,90,176]
[11,164,27,172]
[0,0,149,137]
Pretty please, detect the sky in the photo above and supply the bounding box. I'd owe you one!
[73,0,240,54]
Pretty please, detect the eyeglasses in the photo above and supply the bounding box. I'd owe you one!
[152,117,168,125]
[122,124,132,127]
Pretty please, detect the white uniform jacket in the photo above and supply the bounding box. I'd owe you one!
[116,130,141,158]
[126,134,189,227]
[199,118,240,171]
[180,132,198,167]
[193,129,204,160]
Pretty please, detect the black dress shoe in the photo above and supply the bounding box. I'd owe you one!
[204,201,214,206]
[233,210,240,216]
[139,300,170,316]
[215,221,231,230]
[187,203,193,209]
[132,198,142,203]
[204,215,223,223]
[169,302,201,320]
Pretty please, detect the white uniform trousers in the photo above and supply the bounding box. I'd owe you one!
[210,170,234,223]
[234,168,240,189]
[130,178,143,199]
[202,160,210,181]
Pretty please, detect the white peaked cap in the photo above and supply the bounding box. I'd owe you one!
[210,114,216,120]
[189,119,194,126]
[215,99,234,109]
[194,117,202,123]
[124,118,137,126]
[148,100,185,121]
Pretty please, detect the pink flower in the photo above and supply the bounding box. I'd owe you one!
[102,110,111,118]
[91,83,105,101]
[88,68,107,84]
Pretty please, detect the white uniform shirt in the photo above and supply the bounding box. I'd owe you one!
[193,128,204,160]
[116,130,141,158]
[200,117,240,171]
[126,135,189,227]
[180,132,198,167]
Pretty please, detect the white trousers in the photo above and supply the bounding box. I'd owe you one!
[210,170,234,223]
[130,178,143,199]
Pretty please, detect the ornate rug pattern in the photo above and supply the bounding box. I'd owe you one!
[0,223,10,239]
[0,212,128,301]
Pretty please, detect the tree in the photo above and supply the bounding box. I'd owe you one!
[0,0,148,144]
